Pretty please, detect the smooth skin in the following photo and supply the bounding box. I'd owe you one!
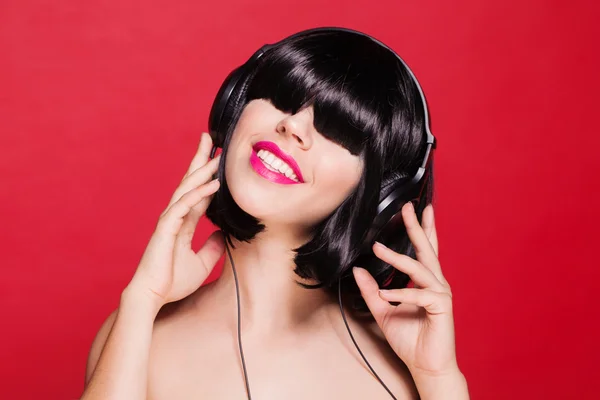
[82,128,468,399]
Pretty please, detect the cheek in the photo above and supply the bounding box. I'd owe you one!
[315,158,363,206]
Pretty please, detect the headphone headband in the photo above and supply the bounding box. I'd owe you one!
[208,26,437,254]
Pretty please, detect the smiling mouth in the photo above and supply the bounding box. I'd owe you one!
[250,141,304,183]
[249,141,304,185]
[254,149,300,182]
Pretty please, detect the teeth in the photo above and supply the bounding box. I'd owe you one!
[256,149,300,182]
[271,158,283,169]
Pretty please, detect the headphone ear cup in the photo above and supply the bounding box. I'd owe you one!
[208,65,256,150]
[208,44,271,152]
[361,174,423,254]
[222,72,254,140]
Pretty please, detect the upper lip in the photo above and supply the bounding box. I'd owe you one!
[252,141,305,183]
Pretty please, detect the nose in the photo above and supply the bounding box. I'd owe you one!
[275,110,313,150]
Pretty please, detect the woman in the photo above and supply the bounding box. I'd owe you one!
[81,27,469,399]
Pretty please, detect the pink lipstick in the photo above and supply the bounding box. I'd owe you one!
[250,141,304,185]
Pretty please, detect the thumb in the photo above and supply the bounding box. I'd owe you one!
[196,230,226,276]
[352,267,391,326]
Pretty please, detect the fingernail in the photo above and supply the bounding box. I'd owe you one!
[405,201,414,211]
[374,241,387,249]
[379,289,389,297]
[352,267,367,283]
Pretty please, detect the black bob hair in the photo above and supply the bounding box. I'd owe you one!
[205,29,436,314]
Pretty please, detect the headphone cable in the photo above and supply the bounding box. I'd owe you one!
[338,278,398,400]
[225,240,396,400]
[225,240,253,399]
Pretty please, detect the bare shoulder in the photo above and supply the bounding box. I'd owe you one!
[85,308,118,385]
[84,293,198,387]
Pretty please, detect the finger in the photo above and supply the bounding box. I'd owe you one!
[176,188,217,247]
[419,205,447,286]
[379,288,453,316]
[421,204,439,258]
[165,154,221,212]
[373,241,445,292]
[157,179,220,237]
[401,202,444,282]
[182,132,214,181]
[194,229,226,276]
[352,267,393,326]
[166,229,226,304]
[170,229,226,296]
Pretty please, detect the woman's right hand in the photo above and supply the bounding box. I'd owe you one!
[124,132,225,312]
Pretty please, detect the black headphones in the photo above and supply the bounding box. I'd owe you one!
[208,26,437,255]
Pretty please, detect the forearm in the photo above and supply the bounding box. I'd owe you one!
[413,369,470,400]
[82,288,160,400]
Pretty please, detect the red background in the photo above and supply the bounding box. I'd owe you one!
[1,0,598,399]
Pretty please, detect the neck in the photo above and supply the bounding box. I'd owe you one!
[204,225,336,337]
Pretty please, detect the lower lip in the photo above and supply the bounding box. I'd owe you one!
[250,149,301,185]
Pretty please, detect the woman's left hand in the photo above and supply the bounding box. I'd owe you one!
[353,202,460,378]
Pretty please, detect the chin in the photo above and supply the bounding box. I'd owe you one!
[225,167,276,219]
[223,155,335,230]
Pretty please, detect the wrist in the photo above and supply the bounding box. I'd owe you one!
[121,283,164,319]
[411,368,469,400]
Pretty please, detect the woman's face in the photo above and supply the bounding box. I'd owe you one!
[224,99,363,234]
